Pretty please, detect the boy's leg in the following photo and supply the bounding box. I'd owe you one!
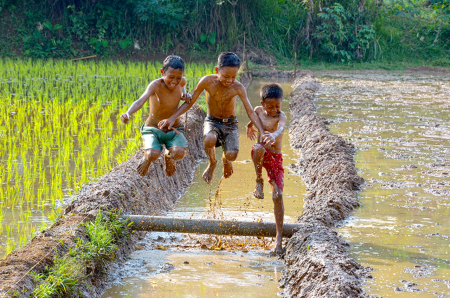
[137,149,161,176]
[138,129,163,176]
[222,123,239,179]
[222,150,237,179]
[203,132,218,184]
[164,129,188,176]
[164,146,187,177]
[251,144,265,199]
[270,181,284,254]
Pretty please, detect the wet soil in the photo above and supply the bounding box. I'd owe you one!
[251,69,296,79]
[280,71,372,297]
[0,107,205,298]
[315,71,450,297]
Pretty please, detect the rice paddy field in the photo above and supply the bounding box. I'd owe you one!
[0,58,214,257]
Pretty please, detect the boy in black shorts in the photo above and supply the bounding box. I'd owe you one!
[158,52,264,183]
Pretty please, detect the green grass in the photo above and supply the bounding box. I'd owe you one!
[30,211,128,298]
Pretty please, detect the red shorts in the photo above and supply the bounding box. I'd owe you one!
[251,144,284,190]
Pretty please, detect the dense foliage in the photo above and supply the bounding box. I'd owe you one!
[0,0,449,64]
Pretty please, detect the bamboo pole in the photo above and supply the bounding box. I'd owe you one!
[71,55,97,62]
[122,215,302,238]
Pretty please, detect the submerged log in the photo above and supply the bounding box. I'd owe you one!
[123,215,302,237]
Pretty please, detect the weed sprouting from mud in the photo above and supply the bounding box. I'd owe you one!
[30,211,128,298]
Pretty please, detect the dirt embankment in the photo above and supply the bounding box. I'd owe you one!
[280,71,373,297]
[0,107,205,298]
[251,69,296,79]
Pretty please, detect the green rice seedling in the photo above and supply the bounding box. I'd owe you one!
[0,58,213,256]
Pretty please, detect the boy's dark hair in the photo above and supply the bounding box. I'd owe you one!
[162,55,185,72]
[217,52,240,69]
[260,83,283,101]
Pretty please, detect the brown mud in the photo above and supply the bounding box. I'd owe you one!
[406,66,450,73]
[280,71,373,297]
[0,107,205,298]
[251,69,296,79]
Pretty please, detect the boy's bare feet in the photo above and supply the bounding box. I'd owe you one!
[136,157,151,176]
[254,182,264,199]
[164,153,177,177]
[222,156,233,179]
[202,160,217,184]
[273,241,283,255]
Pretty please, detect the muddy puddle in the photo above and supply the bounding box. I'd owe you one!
[101,80,304,297]
[314,71,450,297]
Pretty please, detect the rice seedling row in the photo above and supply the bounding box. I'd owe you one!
[0,58,214,257]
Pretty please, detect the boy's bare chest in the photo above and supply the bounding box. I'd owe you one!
[260,115,279,132]
[207,84,237,103]
[152,89,181,108]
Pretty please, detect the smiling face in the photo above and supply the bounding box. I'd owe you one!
[261,97,282,117]
[160,67,183,90]
[215,66,239,87]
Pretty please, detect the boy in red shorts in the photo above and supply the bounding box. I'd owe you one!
[247,83,287,254]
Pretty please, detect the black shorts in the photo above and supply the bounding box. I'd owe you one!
[203,115,239,152]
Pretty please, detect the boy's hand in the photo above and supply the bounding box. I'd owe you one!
[158,119,180,135]
[158,118,176,131]
[120,112,130,124]
[181,92,192,104]
[262,131,276,147]
[246,124,257,141]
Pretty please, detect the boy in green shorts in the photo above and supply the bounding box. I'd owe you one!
[159,52,264,184]
[120,55,191,177]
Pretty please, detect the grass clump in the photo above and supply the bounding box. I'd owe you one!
[31,211,128,298]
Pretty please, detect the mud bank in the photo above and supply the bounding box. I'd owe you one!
[406,66,450,73]
[251,69,296,79]
[280,71,372,297]
[0,107,205,298]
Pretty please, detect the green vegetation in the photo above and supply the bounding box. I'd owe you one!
[31,211,128,298]
[0,0,448,66]
[0,58,213,257]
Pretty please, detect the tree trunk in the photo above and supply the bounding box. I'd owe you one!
[433,20,442,45]
[305,0,314,60]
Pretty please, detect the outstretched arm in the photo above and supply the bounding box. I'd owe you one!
[120,80,158,124]
[237,85,264,136]
[158,76,208,130]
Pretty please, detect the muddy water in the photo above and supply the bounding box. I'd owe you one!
[314,71,450,297]
[101,80,305,297]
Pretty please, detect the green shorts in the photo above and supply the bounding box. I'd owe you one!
[140,125,188,152]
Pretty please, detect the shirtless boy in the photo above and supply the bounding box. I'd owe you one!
[159,52,264,184]
[247,83,287,254]
[120,55,191,177]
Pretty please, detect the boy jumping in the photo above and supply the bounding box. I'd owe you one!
[159,52,264,184]
[247,83,286,254]
[120,55,191,177]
